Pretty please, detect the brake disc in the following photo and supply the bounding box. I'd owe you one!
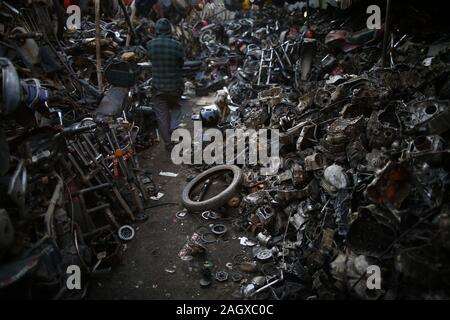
[256,248,273,261]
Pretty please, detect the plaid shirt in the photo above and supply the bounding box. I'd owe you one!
[147,35,184,92]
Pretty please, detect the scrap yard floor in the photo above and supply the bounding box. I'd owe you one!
[89,95,244,300]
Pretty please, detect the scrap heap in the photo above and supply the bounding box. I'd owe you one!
[182,1,450,299]
[0,0,159,298]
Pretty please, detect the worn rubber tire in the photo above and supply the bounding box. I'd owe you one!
[182,165,243,213]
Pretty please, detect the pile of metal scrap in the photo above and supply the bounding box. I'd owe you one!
[0,0,159,299]
[187,7,308,96]
[182,2,450,299]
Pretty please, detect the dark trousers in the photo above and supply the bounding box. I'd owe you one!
[152,90,182,144]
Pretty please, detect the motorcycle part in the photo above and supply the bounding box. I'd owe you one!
[182,165,243,213]
[215,270,229,282]
[211,224,227,236]
[200,107,220,127]
[176,210,188,220]
[118,225,135,241]
[256,232,272,246]
[0,58,21,115]
[200,261,213,287]
[256,248,273,261]
[365,161,411,209]
[95,87,129,117]
[105,62,140,87]
[256,206,275,225]
[11,27,40,67]
[402,99,450,135]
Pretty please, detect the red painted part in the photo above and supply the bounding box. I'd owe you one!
[64,0,80,10]
[325,30,350,44]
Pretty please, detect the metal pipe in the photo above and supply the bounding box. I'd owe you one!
[95,0,103,91]
[112,186,135,220]
[104,208,120,229]
[76,183,112,195]
[130,182,144,213]
[82,225,111,238]
[251,278,281,297]
[87,204,111,216]
[45,174,64,238]
[118,0,137,45]
[73,140,91,166]
[306,0,310,28]
[67,153,92,185]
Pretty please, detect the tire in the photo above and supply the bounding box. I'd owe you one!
[182,165,243,213]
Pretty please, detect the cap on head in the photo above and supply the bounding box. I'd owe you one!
[155,18,171,35]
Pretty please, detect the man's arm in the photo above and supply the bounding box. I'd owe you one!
[146,40,152,60]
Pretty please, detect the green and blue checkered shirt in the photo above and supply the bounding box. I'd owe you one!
[147,35,184,92]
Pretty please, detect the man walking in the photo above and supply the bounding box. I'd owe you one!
[147,18,184,150]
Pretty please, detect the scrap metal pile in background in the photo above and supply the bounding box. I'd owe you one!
[181,1,450,299]
[2,0,450,300]
[0,0,161,299]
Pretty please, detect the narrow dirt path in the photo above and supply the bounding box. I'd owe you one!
[89,95,251,300]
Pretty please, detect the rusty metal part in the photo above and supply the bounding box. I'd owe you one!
[402,99,450,134]
[305,153,326,171]
[365,161,411,210]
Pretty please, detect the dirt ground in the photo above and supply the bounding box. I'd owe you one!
[88,95,253,300]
